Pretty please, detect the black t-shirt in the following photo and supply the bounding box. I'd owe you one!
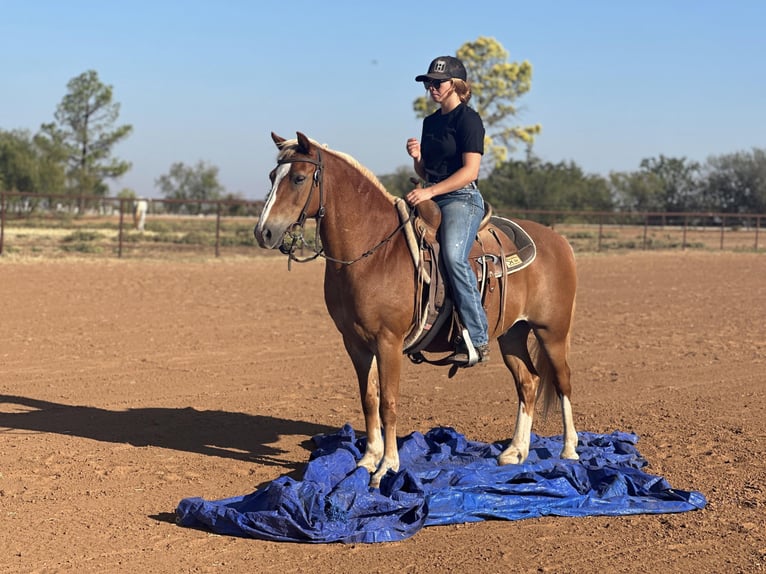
[420,103,485,183]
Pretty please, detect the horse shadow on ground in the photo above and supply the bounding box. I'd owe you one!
[0,394,338,477]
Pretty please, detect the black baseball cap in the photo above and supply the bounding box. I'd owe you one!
[415,56,467,82]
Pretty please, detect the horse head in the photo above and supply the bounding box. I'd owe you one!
[254,132,324,250]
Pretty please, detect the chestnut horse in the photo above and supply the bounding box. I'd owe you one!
[255,132,579,487]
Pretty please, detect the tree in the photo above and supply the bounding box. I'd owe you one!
[413,36,541,172]
[608,156,702,214]
[155,160,224,214]
[38,70,132,197]
[482,155,612,214]
[32,129,69,195]
[638,155,701,212]
[608,170,665,212]
[0,130,39,193]
[0,129,66,195]
[701,148,766,214]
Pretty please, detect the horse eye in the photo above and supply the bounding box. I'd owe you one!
[293,175,306,185]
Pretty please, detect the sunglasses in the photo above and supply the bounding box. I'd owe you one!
[423,78,449,90]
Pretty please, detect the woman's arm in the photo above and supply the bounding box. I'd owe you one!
[405,152,481,206]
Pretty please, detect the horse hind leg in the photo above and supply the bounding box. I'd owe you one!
[497,323,539,465]
[533,326,579,461]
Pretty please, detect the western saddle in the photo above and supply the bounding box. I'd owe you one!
[394,198,537,364]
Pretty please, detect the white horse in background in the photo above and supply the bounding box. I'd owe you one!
[133,199,148,232]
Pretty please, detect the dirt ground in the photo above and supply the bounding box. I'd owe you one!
[1,251,764,573]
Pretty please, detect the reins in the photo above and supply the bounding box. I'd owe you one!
[276,150,414,269]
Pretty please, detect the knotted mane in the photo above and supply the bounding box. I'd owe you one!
[277,138,397,205]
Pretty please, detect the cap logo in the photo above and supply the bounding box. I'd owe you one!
[433,60,447,73]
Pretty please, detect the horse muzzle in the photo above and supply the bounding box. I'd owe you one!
[254,224,276,250]
[255,218,301,251]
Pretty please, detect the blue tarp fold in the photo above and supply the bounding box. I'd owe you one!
[175,425,706,543]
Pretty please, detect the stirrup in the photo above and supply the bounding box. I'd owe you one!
[447,329,479,367]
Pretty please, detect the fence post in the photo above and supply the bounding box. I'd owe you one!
[756,215,761,251]
[720,215,725,250]
[215,202,222,257]
[682,214,688,250]
[642,213,648,250]
[118,198,125,258]
[0,191,5,256]
[596,213,602,252]
[0,191,5,255]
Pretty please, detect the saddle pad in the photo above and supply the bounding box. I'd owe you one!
[487,216,536,273]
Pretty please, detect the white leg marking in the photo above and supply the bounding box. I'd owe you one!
[499,402,534,465]
[358,429,384,474]
[560,395,579,460]
[370,452,400,488]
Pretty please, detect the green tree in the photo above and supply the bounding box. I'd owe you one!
[156,160,224,214]
[0,129,39,193]
[701,148,766,214]
[0,129,66,195]
[608,170,665,212]
[32,129,68,194]
[638,155,701,212]
[483,155,612,214]
[38,70,132,197]
[413,36,541,172]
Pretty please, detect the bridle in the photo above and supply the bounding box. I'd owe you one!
[275,149,325,266]
[274,149,413,268]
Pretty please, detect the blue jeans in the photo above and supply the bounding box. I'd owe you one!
[433,187,489,348]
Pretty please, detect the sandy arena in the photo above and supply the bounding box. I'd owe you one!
[0,251,764,573]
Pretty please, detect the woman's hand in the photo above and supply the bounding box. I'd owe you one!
[406,138,421,161]
[406,186,434,207]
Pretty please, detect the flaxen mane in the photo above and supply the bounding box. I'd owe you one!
[277,138,396,204]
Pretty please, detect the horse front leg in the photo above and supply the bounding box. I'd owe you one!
[369,340,403,488]
[348,348,384,475]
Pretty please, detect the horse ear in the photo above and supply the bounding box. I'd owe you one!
[271,132,286,148]
[296,132,312,155]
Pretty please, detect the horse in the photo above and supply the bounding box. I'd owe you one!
[255,132,579,487]
[133,199,148,232]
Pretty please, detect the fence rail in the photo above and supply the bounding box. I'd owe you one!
[0,191,763,258]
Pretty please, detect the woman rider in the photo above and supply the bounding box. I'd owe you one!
[405,55,489,366]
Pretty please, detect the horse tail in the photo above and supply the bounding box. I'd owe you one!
[531,299,576,420]
[528,336,556,420]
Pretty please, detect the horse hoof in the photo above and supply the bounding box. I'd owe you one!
[369,469,389,488]
[357,455,380,475]
[561,448,580,461]
[498,449,526,466]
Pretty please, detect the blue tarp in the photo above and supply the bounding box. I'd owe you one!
[175,425,706,544]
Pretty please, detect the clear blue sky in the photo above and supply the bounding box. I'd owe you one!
[1,0,764,199]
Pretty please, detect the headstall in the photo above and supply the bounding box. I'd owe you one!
[275,149,412,268]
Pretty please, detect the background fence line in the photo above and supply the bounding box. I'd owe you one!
[0,190,763,258]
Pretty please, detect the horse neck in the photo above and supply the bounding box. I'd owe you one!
[318,164,399,263]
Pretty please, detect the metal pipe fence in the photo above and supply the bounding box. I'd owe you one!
[0,191,763,258]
